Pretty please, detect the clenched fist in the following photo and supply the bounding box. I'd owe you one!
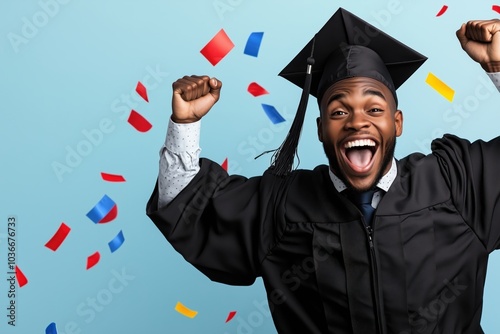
[171,75,223,123]
[457,19,500,72]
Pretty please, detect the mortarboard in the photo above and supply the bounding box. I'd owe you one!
[268,7,427,176]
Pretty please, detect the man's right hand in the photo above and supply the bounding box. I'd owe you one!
[171,75,222,124]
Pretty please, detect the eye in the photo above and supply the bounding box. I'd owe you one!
[330,110,347,117]
[368,108,384,113]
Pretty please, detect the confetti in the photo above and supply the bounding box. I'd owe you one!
[99,204,118,224]
[436,5,448,16]
[46,322,58,334]
[261,104,286,124]
[425,72,455,102]
[221,158,228,172]
[15,265,28,287]
[225,311,237,323]
[493,5,500,14]
[136,81,149,102]
[45,222,71,251]
[244,32,264,57]
[101,172,126,182]
[128,110,153,132]
[247,82,269,97]
[86,252,100,270]
[175,301,198,318]
[200,29,234,66]
[108,230,125,253]
[86,195,118,224]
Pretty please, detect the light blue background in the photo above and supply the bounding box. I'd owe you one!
[1,0,500,333]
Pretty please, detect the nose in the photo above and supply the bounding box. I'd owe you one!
[344,110,370,131]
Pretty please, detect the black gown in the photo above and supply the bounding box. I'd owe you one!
[146,134,500,334]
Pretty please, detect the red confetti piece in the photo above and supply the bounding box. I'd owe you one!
[86,252,100,270]
[99,204,118,224]
[493,5,500,13]
[200,29,235,66]
[101,172,126,182]
[436,5,448,16]
[128,110,152,132]
[225,311,237,323]
[136,81,149,102]
[247,82,269,97]
[45,222,71,251]
[221,158,228,172]
[15,265,28,287]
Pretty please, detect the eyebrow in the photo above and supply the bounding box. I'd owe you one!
[325,88,387,106]
[325,93,346,106]
[364,89,386,101]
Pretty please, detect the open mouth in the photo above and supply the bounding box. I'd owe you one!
[342,139,378,173]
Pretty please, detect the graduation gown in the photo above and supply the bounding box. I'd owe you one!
[146,134,500,334]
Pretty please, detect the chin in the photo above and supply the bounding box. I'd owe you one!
[347,179,378,192]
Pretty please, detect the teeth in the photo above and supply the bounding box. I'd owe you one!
[344,139,376,149]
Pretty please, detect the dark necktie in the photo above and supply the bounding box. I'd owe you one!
[346,189,376,226]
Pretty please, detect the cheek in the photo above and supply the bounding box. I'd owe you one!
[323,128,340,147]
[319,118,343,143]
[377,119,398,138]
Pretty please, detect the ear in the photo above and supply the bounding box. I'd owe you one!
[394,109,403,137]
[316,116,323,142]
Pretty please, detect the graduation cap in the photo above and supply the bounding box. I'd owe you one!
[268,7,427,176]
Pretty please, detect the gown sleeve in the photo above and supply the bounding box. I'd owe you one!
[146,158,287,285]
[432,134,500,252]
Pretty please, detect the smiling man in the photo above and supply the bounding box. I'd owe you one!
[147,8,500,334]
[318,76,402,191]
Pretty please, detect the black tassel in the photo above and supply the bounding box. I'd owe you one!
[269,39,316,176]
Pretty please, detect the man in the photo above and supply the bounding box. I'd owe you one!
[147,8,500,334]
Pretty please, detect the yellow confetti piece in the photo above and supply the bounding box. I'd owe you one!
[175,301,198,318]
[425,72,455,102]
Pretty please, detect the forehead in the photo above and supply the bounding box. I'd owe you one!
[324,77,391,96]
[320,77,394,106]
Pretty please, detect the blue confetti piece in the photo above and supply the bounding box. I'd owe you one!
[244,32,264,57]
[108,230,125,253]
[86,195,116,224]
[261,104,286,124]
[46,322,57,334]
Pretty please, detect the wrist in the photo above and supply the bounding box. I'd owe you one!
[481,61,500,73]
[170,115,199,124]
